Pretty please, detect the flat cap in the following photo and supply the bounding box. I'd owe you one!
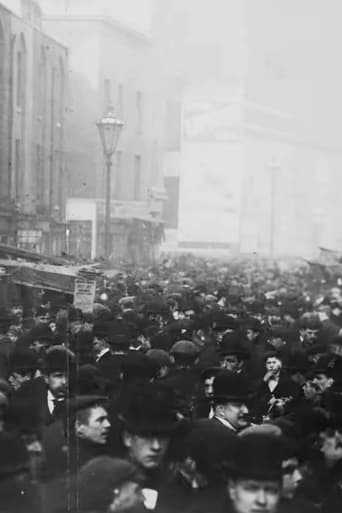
[78,457,143,511]
[170,340,200,356]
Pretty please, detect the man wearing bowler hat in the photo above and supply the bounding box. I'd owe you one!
[211,370,251,433]
[118,382,179,510]
[226,434,283,513]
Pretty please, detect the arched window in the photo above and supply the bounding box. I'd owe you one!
[16,34,26,109]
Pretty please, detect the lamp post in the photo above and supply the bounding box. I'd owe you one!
[96,106,124,259]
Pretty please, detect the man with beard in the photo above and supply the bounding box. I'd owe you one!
[211,370,251,434]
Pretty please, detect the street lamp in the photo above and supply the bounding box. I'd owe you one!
[96,105,124,259]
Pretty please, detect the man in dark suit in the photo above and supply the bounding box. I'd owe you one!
[8,346,73,434]
[210,370,251,434]
[92,322,127,391]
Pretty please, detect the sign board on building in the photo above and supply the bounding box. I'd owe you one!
[17,230,42,243]
[73,278,96,313]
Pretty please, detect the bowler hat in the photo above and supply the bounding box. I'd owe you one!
[220,332,249,358]
[213,370,250,403]
[119,382,179,437]
[10,348,39,374]
[283,351,310,373]
[121,351,157,381]
[230,434,283,481]
[212,313,238,332]
[45,346,75,374]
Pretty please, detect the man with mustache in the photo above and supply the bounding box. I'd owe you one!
[8,346,73,433]
[211,370,251,434]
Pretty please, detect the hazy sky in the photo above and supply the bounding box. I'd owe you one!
[111,0,153,30]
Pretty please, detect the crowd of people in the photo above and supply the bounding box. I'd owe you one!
[0,254,342,513]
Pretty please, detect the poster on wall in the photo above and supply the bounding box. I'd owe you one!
[73,278,96,313]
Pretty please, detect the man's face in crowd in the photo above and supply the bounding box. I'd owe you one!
[290,371,306,386]
[228,478,281,513]
[204,376,215,397]
[92,337,107,357]
[173,310,185,321]
[281,458,303,499]
[70,320,83,335]
[300,328,319,344]
[246,329,259,343]
[49,321,57,333]
[46,371,68,399]
[123,432,170,470]
[76,406,111,445]
[221,354,241,373]
[317,307,330,323]
[8,327,20,343]
[8,371,32,391]
[265,357,282,374]
[215,329,231,343]
[109,481,143,513]
[217,401,249,430]
[30,339,49,354]
[11,305,23,318]
[312,372,333,393]
[269,337,286,350]
[319,428,342,466]
[37,314,49,325]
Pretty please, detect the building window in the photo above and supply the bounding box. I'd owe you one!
[118,83,124,118]
[134,155,141,200]
[15,139,21,201]
[136,91,143,134]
